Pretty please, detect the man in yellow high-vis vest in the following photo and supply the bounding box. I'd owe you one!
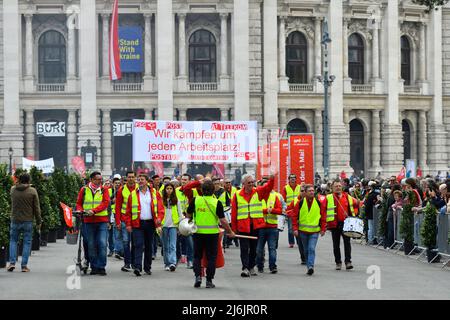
[281,174,302,249]
[291,184,326,276]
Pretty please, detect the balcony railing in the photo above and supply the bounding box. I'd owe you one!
[37,83,66,92]
[112,82,143,92]
[351,84,373,93]
[403,85,421,94]
[289,83,314,92]
[189,82,218,91]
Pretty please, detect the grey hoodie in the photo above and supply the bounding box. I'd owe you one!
[10,184,42,225]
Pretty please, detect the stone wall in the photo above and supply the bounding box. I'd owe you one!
[442,8,450,95]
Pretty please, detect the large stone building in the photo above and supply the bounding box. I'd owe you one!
[0,0,449,178]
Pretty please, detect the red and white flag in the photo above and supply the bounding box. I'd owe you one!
[60,202,73,228]
[109,0,122,80]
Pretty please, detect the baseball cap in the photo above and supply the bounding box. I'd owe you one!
[113,174,121,180]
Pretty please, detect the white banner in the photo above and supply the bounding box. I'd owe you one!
[113,122,133,136]
[22,157,55,174]
[132,120,258,163]
[36,122,66,137]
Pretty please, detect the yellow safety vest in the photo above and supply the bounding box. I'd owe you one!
[326,194,356,222]
[298,198,321,233]
[218,187,237,209]
[83,187,108,217]
[194,196,220,234]
[176,187,188,213]
[162,204,180,226]
[130,188,159,222]
[159,185,165,196]
[235,192,264,220]
[121,185,135,214]
[285,184,301,205]
[261,191,278,225]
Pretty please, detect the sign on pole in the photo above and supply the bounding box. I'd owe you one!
[132,120,258,163]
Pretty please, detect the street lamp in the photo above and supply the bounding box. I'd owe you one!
[8,147,13,175]
[317,18,335,181]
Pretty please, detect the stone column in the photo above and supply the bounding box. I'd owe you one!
[263,0,278,128]
[220,13,230,91]
[157,0,174,120]
[233,0,249,120]
[369,110,382,176]
[78,0,100,161]
[427,9,447,173]
[143,13,154,91]
[178,109,187,121]
[314,17,323,93]
[371,23,383,93]
[102,109,112,176]
[24,110,35,159]
[328,0,349,177]
[101,14,109,78]
[221,109,229,121]
[278,16,289,92]
[343,18,352,93]
[381,0,403,176]
[67,110,77,171]
[177,13,187,91]
[279,108,287,128]
[418,22,429,94]
[417,110,428,172]
[145,109,153,120]
[24,14,34,92]
[314,110,324,175]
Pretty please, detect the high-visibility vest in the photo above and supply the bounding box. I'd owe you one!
[162,203,180,226]
[326,194,356,222]
[83,187,108,217]
[285,184,300,204]
[121,185,135,214]
[235,192,264,220]
[298,198,321,233]
[194,196,220,234]
[130,188,159,222]
[159,185,165,196]
[261,191,278,225]
[218,187,237,209]
[176,187,188,213]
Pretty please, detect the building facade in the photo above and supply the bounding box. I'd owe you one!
[0,0,449,178]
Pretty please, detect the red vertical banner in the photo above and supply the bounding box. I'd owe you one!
[289,135,314,185]
[269,140,279,192]
[279,139,289,191]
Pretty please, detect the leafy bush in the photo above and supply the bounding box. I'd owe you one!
[420,202,438,249]
[400,191,416,243]
[378,192,389,237]
[0,164,12,246]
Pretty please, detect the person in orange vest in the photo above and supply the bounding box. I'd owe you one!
[291,184,327,275]
[231,174,274,277]
[75,171,110,276]
[114,171,137,272]
[125,174,164,276]
[325,179,360,270]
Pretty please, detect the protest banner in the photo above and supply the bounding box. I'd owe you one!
[22,157,55,174]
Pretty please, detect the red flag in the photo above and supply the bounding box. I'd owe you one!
[71,156,86,176]
[153,162,164,177]
[397,166,406,183]
[60,202,73,228]
[109,0,122,80]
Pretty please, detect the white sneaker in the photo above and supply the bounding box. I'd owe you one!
[249,268,258,276]
[165,266,170,271]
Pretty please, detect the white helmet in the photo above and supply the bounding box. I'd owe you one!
[178,218,197,236]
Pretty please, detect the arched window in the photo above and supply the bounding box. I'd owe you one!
[189,30,216,83]
[286,32,308,84]
[401,36,411,86]
[38,30,66,83]
[348,33,364,84]
[350,119,365,175]
[287,118,308,133]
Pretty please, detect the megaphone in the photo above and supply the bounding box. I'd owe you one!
[178,218,198,236]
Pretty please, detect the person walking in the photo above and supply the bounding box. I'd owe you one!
[218,178,238,248]
[325,180,360,270]
[176,173,194,269]
[110,175,124,258]
[76,171,110,276]
[281,174,304,253]
[186,180,235,288]
[125,174,164,276]
[7,173,42,272]
[231,174,274,277]
[291,184,326,275]
[161,183,183,271]
[114,171,137,272]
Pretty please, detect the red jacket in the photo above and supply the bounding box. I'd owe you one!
[76,185,110,224]
[286,194,302,217]
[291,197,327,234]
[124,186,165,229]
[263,194,282,229]
[114,184,137,227]
[324,192,360,229]
[180,180,203,203]
[231,178,274,234]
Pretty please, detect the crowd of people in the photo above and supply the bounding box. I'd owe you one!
[5,168,450,288]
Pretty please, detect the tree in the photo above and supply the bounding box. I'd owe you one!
[412,0,449,12]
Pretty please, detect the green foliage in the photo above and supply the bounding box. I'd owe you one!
[412,0,449,12]
[378,192,389,237]
[400,191,416,243]
[0,164,12,246]
[420,202,438,248]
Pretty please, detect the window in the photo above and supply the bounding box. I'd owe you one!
[401,36,411,85]
[189,30,216,83]
[348,33,364,84]
[287,118,308,133]
[38,30,66,83]
[286,32,307,84]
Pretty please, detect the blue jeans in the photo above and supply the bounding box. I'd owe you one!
[113,224,123,254]
[81,221,90,263]
[256,228,279,270]
[108,226,115,253]
[178,235,193,262]
[9,221,33,267]
[287,217,295,245]
[299,232,319,269]
[162,227,178,267]
[368,219,374,242]
[117,221,132,266]
[85,222,108,270]
[132,220,155,272]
